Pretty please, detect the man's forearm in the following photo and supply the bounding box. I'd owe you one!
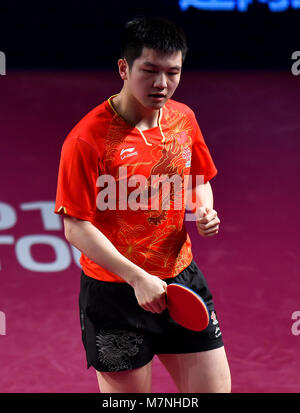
[195,181,214,209]
[64,217,147,286]
[186,181,214,212]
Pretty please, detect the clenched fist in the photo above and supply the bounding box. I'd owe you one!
[195,207,220,237]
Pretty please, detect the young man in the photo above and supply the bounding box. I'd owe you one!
[55,17,231,393]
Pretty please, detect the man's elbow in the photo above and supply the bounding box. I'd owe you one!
[63,216,73,242]
[63,216,89,243]
[63,216,83,242]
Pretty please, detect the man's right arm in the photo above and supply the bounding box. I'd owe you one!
[64,216,167,313]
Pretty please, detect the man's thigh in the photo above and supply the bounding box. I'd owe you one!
[96,360,152,393]
[157,346,231,393]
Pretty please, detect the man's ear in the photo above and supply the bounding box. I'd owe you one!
[118,58,129,81]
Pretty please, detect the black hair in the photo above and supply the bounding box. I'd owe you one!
[121,17,188,68]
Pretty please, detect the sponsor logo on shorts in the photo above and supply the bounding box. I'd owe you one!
[215,326,221,338]
[211,311,218,325]
[211,311,222,338]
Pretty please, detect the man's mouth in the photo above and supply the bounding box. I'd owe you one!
[149,93,166,99]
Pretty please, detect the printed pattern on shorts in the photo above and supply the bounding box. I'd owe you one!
[95,329,144,371]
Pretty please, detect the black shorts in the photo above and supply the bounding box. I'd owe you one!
[79,260,224,372]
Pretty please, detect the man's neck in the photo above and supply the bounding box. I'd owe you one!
[112,90,160,131]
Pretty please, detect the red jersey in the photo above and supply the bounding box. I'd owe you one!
[54,96,217,282]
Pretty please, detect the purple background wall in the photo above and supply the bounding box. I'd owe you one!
[0,70,299,392]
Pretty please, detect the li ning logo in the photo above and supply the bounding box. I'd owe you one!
[120,147,138,160]
[0,51,6,76]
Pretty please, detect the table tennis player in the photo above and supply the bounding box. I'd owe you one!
[54,16,231,393]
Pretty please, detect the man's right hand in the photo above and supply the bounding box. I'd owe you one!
[131,273,168,314]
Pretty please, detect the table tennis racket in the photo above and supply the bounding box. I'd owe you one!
[166,283,209,331]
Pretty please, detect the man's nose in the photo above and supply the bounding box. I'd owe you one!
[153,73,167,89]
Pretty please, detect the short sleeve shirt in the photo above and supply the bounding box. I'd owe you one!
[54,96,217,282]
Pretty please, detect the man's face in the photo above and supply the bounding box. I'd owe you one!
[124,47,182,110]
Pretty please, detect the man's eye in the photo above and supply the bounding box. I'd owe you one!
[143,69,155,73]
[168,72,178,76]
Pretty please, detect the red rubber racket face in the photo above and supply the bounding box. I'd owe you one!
[166,283,209,331]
